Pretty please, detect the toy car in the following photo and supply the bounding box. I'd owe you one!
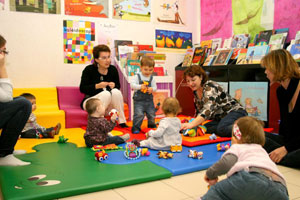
[95,150,108,162]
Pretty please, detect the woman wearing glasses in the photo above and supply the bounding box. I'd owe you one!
[0,35,32,166]
[80,44,128,128]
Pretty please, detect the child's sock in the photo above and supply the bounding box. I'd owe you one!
[120,133,130,142]
[54,123,61,135]
[13,150,27,155]
[0,154,31,166]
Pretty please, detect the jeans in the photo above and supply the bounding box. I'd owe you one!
[132,100,156,132]
[264,132,300,168]
[201,170,288,200]
[205,109,248,137]
[21,127,54,138]
[0,97,32,157]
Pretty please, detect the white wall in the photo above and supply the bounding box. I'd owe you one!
[0,0,200,88]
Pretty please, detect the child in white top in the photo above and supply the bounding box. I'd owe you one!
[133,97,182,150]
[200,116,288,200]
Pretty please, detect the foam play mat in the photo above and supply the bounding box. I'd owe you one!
[0,142,172,200]
[182,134,232,147]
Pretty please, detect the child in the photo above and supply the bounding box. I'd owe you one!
[84,98,130,148]
[201,116,288,200]
[130,56,157,134]
[20,93,61,138]
[133,97,182,150]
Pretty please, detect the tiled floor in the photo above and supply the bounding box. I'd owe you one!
[53,165,299,200]
[0,166,299,200]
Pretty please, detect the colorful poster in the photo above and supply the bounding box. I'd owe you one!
[229,82,268,121]
[97,23,118,57]
[154,0,186,25]
[9,0,61,14]
[63,20,95,64]
[153,90,170,117]
[274,0,300,42]
[201,0,232,41]
[155,29,192,52]
[232,0,266,43]
[0,0,4,10]
[65,0,108,18]
[112,0,151,22]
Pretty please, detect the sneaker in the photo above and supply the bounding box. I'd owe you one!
[13,150,27,155]
[48,130,55,138]
[54,123,61,135]
[120,133,130,142]
[119,123,129,128]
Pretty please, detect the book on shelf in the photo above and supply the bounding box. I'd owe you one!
[128,44,154,53]
[223,37,233,49]
[275,28,289,35]
[268,32,287,51]
[289,44,300,61]
[231,34,250,49]
[118,45,134,69]
[236,48,248,65]
[182,47,194,67]
[245,45,269,64]
[230,48,242,60]
[211,38,222,55]
[114,40,133,60]
[203,55,216,66]
[153,66,165,76]
[127,60,141,76]
[295,30,300,44]
[191,47,206,66]
[212,49,233,66]
[255,30,275,45]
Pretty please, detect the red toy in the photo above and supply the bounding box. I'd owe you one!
[95,150,108,162]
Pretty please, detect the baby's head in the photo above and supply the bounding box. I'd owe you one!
[20,93,36,111]
[140,56,154,77]
[162,97,181,116]
[232,116,265,146]
[85,98,105,117]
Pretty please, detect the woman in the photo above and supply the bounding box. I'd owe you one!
[0,34,32,166]
[80,44,128,128]
[181,65,247,137]
[261,49,300,168]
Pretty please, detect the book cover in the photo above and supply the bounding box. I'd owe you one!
[289,44,300,61]
[255,30,275,45]
[153,67,165,76]
[230,48,242,60]
[128,44,154,53]
[203,55,216,66]
[275,28,289,34]
[182,48,194,67]
[200,40,212,48]
[211,38,222,55]
[269,33,287,51]
[127,60,141,76]
[236,48,248,65]
[222,37,233,49]
[245,45,269,64]
[114,40,133,60]
[295,30,300,44]
[191,47,206,66]
[231,34,250,48]
[212,49,233,66]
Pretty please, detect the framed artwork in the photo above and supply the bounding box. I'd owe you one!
[10,0,61,13]
[229,82,268,121]
[65,0,108,17]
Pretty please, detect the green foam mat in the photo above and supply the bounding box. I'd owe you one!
[0,142,172,200]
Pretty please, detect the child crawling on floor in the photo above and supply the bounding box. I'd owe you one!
[133,97,182,150]
[84,98,130,148]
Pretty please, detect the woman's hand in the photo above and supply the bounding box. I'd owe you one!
[204,175,218,186]
[108,82,115,89]
[96,82,109,89]
[269,146,288,163]
[181,123,193,130]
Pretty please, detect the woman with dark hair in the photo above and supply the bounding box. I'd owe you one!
[181,65,247,137]
[80,44,128,128]
[0,34,32,166]
[261,49,300,168]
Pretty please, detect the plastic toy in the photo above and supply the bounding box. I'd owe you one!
[170,144,182,152]
[188,149,203,159]
[141,81,149,93]
[109,109,119,121]
[92,144,122,151]
[140,148,150,156]
[95,150,108,162]
[217,143,230,151]
[157,151,173,159]
[124,142,140,160]
[57,135,68,143]
[182,118,207,137]
[209,133,217,140]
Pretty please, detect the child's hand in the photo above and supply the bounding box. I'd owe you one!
[147,87,153,94]
[110,113,118,122]
[145,132,149,138]
[204,175,218,186]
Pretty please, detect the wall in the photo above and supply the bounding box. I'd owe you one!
[0,1,200,88]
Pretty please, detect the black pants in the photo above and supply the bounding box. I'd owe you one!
[264,132,300,168]
[21,127,54,138]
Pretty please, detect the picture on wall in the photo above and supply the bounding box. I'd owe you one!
[229,82,268,121]
[112,0,151,22]
[153,90,170,117]
[63,20,95,64]
[0,0,4,10]
[10,0,61,14]
[65,0,108,18]
[155,29,192,52]
[154,0,186,25]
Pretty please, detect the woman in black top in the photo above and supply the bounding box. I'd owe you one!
[80,44,128,127]
[261,49,300,168]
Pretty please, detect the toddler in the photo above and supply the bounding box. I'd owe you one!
[131,56,157,134]
[84,98,130,148]
[201,116,288,200]
[133,97,182,150]
[20,93,61,138]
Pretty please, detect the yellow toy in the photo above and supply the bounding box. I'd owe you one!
[141,81,149,93]
[170,144,182,152]
[157,151,173,159]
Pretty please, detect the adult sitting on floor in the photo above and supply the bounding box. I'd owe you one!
[0,34,32,166]
[261,49,300,168]
[181,65,247,137]
[80,44,128,128]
